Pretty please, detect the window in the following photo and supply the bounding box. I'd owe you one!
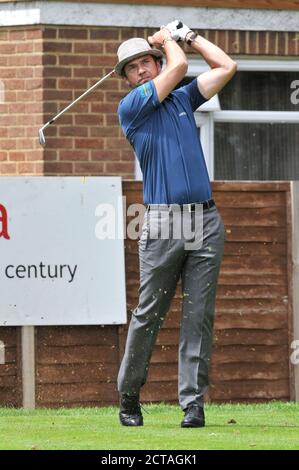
[215,122,299,180]
[190,59,299,181]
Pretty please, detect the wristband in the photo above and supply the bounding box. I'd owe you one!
[186,32,197,45]
[162,37,174,47]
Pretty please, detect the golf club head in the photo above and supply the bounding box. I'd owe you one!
[38,128,46,147]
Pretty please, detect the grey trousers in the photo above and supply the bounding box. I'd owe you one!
[117,204,225,410]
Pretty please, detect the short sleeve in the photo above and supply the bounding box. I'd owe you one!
[118,80,159,141]
[176,78,208,112]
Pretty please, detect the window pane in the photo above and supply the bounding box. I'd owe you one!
[219,72,298,111]
[214,123,299,180]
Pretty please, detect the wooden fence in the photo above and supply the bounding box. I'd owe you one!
[0,181,298,407]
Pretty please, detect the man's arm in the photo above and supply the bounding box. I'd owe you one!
[148,28,188,103]
[187,32,237,100]
[164,21,237,100]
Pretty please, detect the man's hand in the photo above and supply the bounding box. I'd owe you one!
[148,28,172,49]
[164,20,193,42]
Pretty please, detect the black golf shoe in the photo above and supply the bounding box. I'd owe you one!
[181,404,205,428]
[119,393,143,426]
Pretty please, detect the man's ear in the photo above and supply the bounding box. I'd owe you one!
[123,74,131,88]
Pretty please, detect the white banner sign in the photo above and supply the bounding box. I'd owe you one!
[0,177,126,326]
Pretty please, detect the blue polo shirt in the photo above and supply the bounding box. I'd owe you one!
[118,78,212,204]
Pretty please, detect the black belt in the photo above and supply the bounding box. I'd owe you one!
[146,199,215,212]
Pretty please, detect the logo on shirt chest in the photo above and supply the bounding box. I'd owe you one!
[179,112,187,117]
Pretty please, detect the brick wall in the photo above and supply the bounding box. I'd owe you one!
[0,28,44,175]
[42,26,135,176]
[0,26,298,177]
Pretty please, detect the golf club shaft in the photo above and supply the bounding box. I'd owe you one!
[39,69,114,145]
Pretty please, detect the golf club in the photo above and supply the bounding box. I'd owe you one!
[38,69,115,146]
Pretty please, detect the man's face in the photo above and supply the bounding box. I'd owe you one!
[123,55,161,88]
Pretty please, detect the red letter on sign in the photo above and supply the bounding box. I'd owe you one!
[0,204,10,240]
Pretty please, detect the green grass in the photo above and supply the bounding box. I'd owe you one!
[0,402,298,450]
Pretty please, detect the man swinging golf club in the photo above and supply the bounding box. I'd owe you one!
[116,21,237,427]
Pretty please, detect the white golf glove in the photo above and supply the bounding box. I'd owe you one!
[163,20,193,42]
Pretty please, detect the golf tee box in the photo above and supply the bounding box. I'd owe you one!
[0,176,126,326]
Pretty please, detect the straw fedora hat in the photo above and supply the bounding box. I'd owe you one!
[115,38,163,76]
